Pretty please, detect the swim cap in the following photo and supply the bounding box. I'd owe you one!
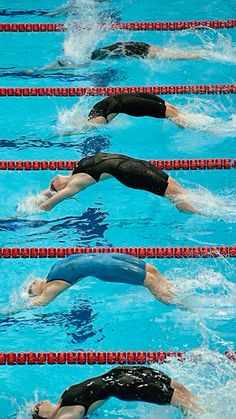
[57,58,74,67]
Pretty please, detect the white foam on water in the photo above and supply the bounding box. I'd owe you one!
[168,28,236,64]
[62,1,111,64]
[56,97,99,136]
[161,349,236,419]
[16,193,46,216]
[0,274,38,316]
[180,111,236,137]
[176,185,236,222]
[170,268,236,313]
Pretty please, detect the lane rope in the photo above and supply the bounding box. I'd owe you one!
[0,350,235,365]
[0,158,235,171]
[0,246,235,259]
[0,20,236,32]
[0,84,235,97]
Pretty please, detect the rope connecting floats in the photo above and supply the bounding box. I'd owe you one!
[1,84,236,97]
[0,350,235,365]
[0,158,235,171]
[0,19,236,32]
[0,246,235,259]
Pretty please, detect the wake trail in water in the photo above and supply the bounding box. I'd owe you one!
[172,268,236,313]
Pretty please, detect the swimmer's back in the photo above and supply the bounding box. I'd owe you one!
[46,253,146,286]
[91,41,150,60]
[88,93,166,121]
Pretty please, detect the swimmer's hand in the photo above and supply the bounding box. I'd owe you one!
[22,67,39,75]
[39,201,52,212]
[1,306,23,316]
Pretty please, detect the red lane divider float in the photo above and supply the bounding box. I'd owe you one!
[0,158,235,171]
[0,84,235,97]
[0,350,235,365]
[0,246,235,259]
[0,20,236,32]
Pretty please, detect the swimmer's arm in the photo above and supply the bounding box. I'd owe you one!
[39,184,81,211]
[55,405,85,418]
[39,188,54,198]
[41,61,91,71]
[27,288,59,308]
[1,292,55,315]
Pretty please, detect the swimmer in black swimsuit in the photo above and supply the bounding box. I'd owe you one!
[41,41,204,71]
[87,93,192,128]
[91,41,205,61]
[31,366,200,418]
[25,39,206,73]
[37,152,200,214]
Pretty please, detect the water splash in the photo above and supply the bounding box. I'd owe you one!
[168,28,236,64]
[16,193,46,216]
[183,186,236,222]
[62,1,112,64]
[16,391,42,419]
[193,29,236,64]
[170,268,236,313]
[161,349,236,419]
[56,97,99,136]
[180,111,236,137]
[0,273,36,316]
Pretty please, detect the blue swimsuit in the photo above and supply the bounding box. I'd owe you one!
[46,253,146,286]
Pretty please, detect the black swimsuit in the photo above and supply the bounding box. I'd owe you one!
[91,41,150,60]
[60,366,174,415]
[72,152,169,197]
[88,93,166,121]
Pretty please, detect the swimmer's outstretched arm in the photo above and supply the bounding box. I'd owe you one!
[39,184,81,211]
[1,297,51,315]
[41,61,91,71]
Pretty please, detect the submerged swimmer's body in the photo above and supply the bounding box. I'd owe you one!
[37,152,200,214]
[31,366,200,418]
[90,41,205,60]
[27,253,175,308]
[25,40,207,73]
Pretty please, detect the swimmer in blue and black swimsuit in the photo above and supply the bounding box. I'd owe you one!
[31,366,200,418]
[27,253,175,308]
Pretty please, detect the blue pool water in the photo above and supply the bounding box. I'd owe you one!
[0,0,236,418]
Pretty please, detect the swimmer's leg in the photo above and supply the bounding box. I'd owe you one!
[144,263,175,305]
[170,380,201,414]
[164,177,201,214]
[165,103,190,128]
[150,46,205,60]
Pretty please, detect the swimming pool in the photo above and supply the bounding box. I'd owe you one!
[0,0,236,417]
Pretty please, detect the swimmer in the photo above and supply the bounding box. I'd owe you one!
[27,253,175,308]
[87,92,203,129]
[35,40,205,72]
[37,152,200,214]
[91,41,205,61]
[31,366,200,418]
